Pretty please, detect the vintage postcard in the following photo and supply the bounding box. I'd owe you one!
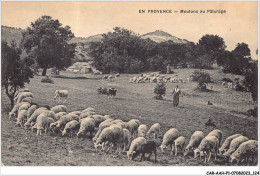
[1,1,258,175]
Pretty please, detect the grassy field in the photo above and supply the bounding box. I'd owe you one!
[1,68,257,166]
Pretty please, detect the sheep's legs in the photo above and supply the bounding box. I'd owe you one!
[175,146,178,156]
[208,151,212,163]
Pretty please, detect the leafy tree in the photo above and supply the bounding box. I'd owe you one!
[154,83,166,100]
[21,15,76,76]
[198,34,226,52]
[232,43,251,58]
[1,41,34,108]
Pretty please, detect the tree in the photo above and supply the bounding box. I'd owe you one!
[1,41,34,108]
[21,15,76,76]
[232,43,251,58]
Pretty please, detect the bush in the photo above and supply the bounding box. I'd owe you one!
[97,87,107,94]
[191,70,211,91]
[191,70,212,83]
[41,76,54,84]
[154,83,166,100]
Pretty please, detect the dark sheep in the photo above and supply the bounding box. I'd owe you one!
[107,88,117,97]
[132,141,157,163]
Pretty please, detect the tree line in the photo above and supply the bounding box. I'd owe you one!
[1,16,258,108]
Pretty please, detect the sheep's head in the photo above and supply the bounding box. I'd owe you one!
[159,144,167,153]
[61,130,67,136]
[9,112,16,119]
[219,148,226,155]
[183,147,192,156]
[193,149,200,159]
[127,151,136,160]
[229,155,238,164]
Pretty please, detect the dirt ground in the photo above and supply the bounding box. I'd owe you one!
[1,68,257,166]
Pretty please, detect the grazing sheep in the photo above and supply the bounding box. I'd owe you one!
[18,103,31,113]
[35,114,51,136]
[184,131,205,156]
[24,108,49,129]
[127,120,140,139]
[107,88,117,98]
[230,140,258,165]
[102,75,108,81]
[79,112,92,119]
[160,128,180,154]
[15,110,28,127]
[138,124,148,137]
[51,105,67,114]
[94,125,124,153]
[122,128,131,151]
[82,107,96,113]
[62,120,80,137]
[223,136,249,157]
[219,134,242,155]
[54,112,67,121]
[92,115,108,127]
[131,141,157,162]
[206,129,222,146]
[27,105,38,121]
[146,123,161,139]
[21,97,33,104]
[127,137,147,160]
[194,136,219,163]
[16,92,33,104]
[93,119,122,142]
[174,136,186,156]
[77,117,95,138]
[56,113,79,129]
[68,111,81,116]
[9,102,30,119]
[54,90,68,102]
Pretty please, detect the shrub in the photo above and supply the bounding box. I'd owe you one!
[191,70,211,91]
[154,83,166,100]
[41,76,54,84]
[191,70,211,83]
[97,87,108,94]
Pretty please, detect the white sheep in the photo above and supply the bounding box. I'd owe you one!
[230,140,258,165]
[223,136,249,157]
[219,134,242,155]
[94,125,124,153]
[79,112,93,119]
[146,123,161,139]
[184,131,205,156]
[82,107,96,113]
[127,120,140,139]
[56,113,79,129]
[92,115,107,127]
[159,128,180,154]
[174,136,186,156]
[138,124,148,137]
[27,105,38,120]
[54,112,67,121]
[35,114,52,135]
[24,108,48,129]
[206,129,223,146]
[77,117,95,138]
[122,128,131,151]
[93,119,123,142]
[16,92,33,104]
[68,111,81,116]
[15,110,27,127]
[9,102,30,119]
[51,105,67,114]
[54,90,68,102]
[21,97,33,104]
[194,136,219,163]
[62,120,80,137]
[18,103,31,113]
[127,137,147,160]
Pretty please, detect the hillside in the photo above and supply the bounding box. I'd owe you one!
[142,30,189,44]
[1,26,23,44]
[69,34,103,44]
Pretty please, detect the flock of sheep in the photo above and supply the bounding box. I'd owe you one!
[8,89,258,165]
[129,74,189,84]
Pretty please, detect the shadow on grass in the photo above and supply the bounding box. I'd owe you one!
[51,75,101,80]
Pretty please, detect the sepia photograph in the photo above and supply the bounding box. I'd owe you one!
[1,1,259,175]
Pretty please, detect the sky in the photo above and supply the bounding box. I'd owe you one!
[1,1,258,59]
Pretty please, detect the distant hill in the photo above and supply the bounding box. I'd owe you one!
[69,34,103,44]
[1,26,23,44]
[142,30,189,44]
